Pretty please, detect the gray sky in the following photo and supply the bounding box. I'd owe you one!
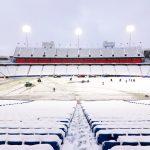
[0,0,150,56]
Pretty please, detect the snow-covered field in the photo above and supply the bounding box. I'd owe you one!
[0,76,150,150]
[0,76,150,101]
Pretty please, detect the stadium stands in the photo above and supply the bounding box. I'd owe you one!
[7,66,17,77]
[55,66,67,76]
[102,65,116,76]
[28,66,43,76]
[66,65,79,76]
[57,49,68,58]
[0,144,54,150]
[1,43,150,150]
[41,65,55,76]
[90,65,103,75]
[115,65,129,76]
[128,65,142,76]
[14,46,144,64]
[0,64,150,77]
[110,145,150,150]
[14,47,144,58]
[0,100,76,150]
[15,65,30,77]
[46,49,56,58]
[81,100,150,150]
[78,65,91,75]
[140,66,150,77]
[0,66,9,77]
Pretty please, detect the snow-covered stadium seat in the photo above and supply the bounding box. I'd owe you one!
[28,65,43,76]
[110,145,150,150]
[66,65,79,75]
[57,49,67,58]
[80,49,90,58]
[102,65,116,75]
[113,48,125,57]
[140,65,150,76]
[0,66,9,77]
[90,65,103,75]
[128,65,141,76]
[0,100,76,150]
[1,65,150,77]
[81,100,150,150]
[68,49,78,58]
[15,65,30,76]
[45,49,56,57]
[78,65,91,75]
[0,144,54,150]
[7,66,18,77]
[101,48,113,57]
[55,66,67,75]
[91,49,101,57]
[115,65,129,76]
[126,47,141,57]
[19,48,32,58]
[32,48,44,58]
[41,65,55,76]
[14,46,144,58]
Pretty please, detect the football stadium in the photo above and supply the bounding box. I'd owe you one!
[1,0,150,150]
[0,40,150,150]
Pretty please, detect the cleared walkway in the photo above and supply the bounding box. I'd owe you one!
[62,103,99,150]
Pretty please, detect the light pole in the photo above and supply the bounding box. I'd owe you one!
[75,28,83,49]
[126,25,135,47]
[22,25,31,48]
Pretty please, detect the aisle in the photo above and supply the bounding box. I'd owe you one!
[62,103,100,150]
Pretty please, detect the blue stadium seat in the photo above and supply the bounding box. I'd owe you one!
[102,141,120,150]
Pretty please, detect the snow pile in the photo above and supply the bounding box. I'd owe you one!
[62,103,99,150]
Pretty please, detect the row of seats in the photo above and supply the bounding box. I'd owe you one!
[0,135,61,150]
[0,100,76,150]
[0,100,32,107]
[0,144,54,150]
[81,101,150,150]
[110,145,150,150]
[0,65,150,77]
[14,47,143,58]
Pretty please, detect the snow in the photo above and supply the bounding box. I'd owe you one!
[0,76,150,101]
[110,146,150,150]
[0,144,54,150]
[62,103,99,150]
[0,76,150,149]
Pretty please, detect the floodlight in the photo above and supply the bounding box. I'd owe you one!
[126,25,135,47]
[22,25,31,33]
[126,25,135,33]
[75,28,83,36]
[75,28,83,49]
[22,25,31,48]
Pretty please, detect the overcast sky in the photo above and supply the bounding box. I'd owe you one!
[0,0,150,56]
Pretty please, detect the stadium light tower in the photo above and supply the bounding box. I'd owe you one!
[75,28,83,49]
[126,25,135,47]
[22,25,31,48]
